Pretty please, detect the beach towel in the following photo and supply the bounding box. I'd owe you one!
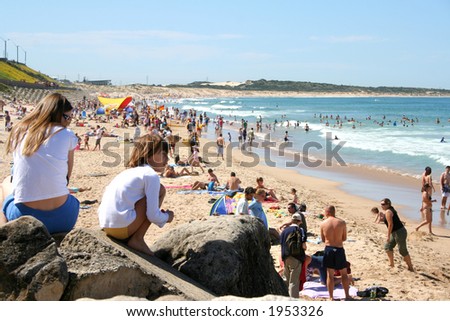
[300,281,358,299]
[267,208,288,218]
[177,190,226,195]
[165,184,192,189]
[263,197,279,203]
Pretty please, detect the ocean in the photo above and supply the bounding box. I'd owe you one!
[171,96,450,228]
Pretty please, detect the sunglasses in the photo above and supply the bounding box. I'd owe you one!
[62,113,73,121]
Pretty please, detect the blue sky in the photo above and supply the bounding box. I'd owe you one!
[1,0,450,88]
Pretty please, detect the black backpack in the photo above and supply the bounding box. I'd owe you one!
[286,227,305,257]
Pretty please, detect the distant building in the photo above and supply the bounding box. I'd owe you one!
[82,77,111,86]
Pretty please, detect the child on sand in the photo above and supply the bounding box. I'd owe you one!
[371,207,385,224]
[83,134,90,150]
[291,188,299,204]
[98,134,174,255]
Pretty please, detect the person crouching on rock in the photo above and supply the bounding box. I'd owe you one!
[98,134,174,255]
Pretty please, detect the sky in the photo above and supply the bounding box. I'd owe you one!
[1,0,450,88]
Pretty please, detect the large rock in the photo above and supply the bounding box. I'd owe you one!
[0,216,68,300]
[59,228,165,300]
[152,215,288,298]
[59,228,215,301]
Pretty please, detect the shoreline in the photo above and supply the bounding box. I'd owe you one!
[205,121,450,230]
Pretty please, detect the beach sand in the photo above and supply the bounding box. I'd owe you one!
[1,89,449,301]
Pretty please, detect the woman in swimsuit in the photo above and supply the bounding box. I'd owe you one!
[415,183,435,234]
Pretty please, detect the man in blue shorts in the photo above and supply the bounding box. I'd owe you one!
[320,205,351,300]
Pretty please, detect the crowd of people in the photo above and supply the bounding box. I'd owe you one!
[0,92,449,302]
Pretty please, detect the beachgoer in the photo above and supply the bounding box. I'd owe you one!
[216,133,225,160]
[440,166,450,210]
[4,110,11,130]
[371,206,385,224]
[248,188,280,241]
[280,213,307,298]
[98,134,174,255]
[380,198,414,271]
[83,133,90,150]
[319,205,351,300]
[280,203,308,236]
[415,183,435,234]
[92,125,104,151]
[188,145,205,173]
[255,177,278,201]
[235,186,255,215]
[191,168,219,190]
[163,164,190,178]
[0,93,80,233]
[133,126,141,141]
[290,188,299,204]
[421,166,435,193]
[225,172,242,191]
[248,188,269,229]
[248,128,255,146]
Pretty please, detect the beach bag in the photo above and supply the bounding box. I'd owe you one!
[286,227,304,257]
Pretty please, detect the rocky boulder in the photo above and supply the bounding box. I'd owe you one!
[152,215,288,298]
[59,228,166,300]
[0,216,68,300]
[58,228,215,301]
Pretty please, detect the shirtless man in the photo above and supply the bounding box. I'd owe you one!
[320,205,351,300]
[440,166,450,210]
[226,172,242,191]
[216,134,225,160]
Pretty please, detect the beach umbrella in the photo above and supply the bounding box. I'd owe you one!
[96,107,105,115]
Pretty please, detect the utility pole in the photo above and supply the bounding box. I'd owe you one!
[0,37,9,59]
[9,40,19,62]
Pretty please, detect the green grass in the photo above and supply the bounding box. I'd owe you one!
[0,61,37,83]
[0,61,59,85]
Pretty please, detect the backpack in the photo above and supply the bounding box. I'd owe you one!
[285,227,305,257]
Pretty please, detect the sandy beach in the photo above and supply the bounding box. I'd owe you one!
[1,87,449,301]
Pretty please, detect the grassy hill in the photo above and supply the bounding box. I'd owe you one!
[0,60,58,85]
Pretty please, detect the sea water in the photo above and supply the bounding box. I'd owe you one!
[172,96,450,228]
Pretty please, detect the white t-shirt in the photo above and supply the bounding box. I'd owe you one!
[98,165,169,228]
[95,128,103,140]
[236,197,249,215]
[12,126,78,203]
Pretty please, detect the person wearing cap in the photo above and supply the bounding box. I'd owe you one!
[280,213,307,298]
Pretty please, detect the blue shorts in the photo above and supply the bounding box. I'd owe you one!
[323,246,347,270]
[2,194,80,234]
